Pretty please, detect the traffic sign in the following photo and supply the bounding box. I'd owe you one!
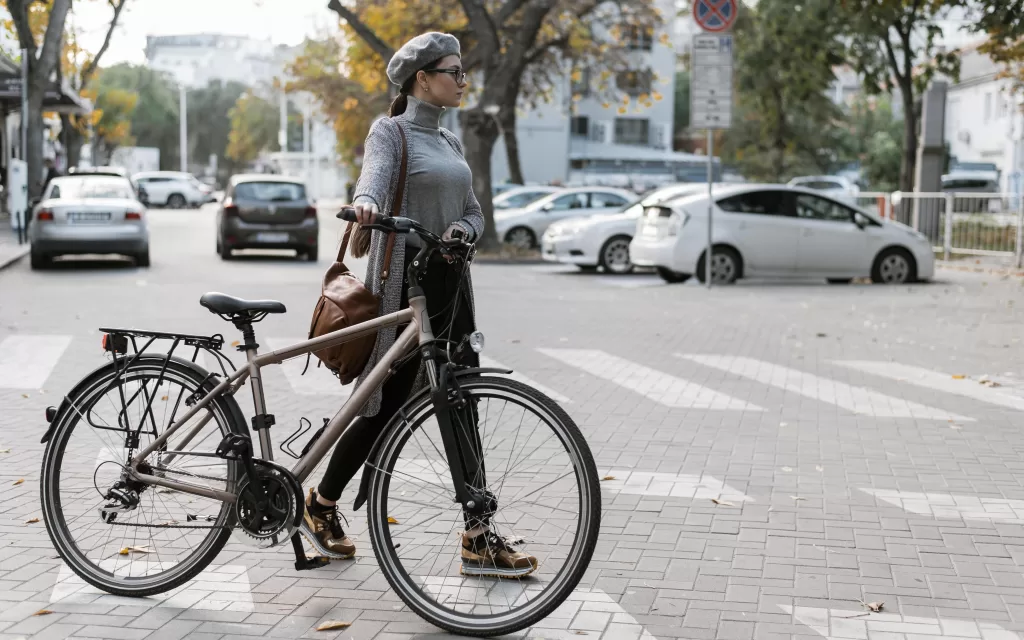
[692,0,738,33]
[691,34,733,130]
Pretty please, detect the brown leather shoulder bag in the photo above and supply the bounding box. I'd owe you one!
[307,124,407,383]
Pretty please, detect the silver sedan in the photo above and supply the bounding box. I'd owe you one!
[29,176,150,269]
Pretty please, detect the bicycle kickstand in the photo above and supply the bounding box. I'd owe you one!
[290,533,331,571]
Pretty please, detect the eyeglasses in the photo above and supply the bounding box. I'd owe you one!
[426,67,467,84]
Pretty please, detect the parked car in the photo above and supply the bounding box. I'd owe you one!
[787,175,860,206]
[542,183,711,274]
[28,175,150,269]
[133,171,214,208]
[493,183,523,196]
[629,184,934,285]
[70,166,150,206]
[941,171,1001,213]
[493,185,562,210]
[216,175,319,261]
[494,186,634,249]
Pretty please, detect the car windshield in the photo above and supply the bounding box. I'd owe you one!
[620,186,705,215]
[49,178,135,200]
[495,190,551,209]
[234,182,306,201]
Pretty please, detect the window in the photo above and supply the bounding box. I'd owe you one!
[547,193,588,210]
[717,191,787,215]
[589,192,629,208]
[571,116,590,138]
[623,24,653,51]
[1000,92,1010,118]
[571,68,591,97]
[614,118,650,145]
[234,181,306,201]
[985,92,992,122]
[48,184,61,199]
[796,180,844,191]
[616,69,653,96]
[498,191,550,209]
[794,194,855,223]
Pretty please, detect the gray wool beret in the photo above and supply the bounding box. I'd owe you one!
[386,32,461,88]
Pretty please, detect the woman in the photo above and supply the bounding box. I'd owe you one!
[301,32,537,577]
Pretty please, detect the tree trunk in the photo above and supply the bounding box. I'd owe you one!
[61,114,83,169]
[897,81,917,224]
[459,108,501,250]
[500,107,524,185]
[26,81,46,199]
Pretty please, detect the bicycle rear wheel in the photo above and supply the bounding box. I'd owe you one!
[41,356,245,597]
[366,376,601,637]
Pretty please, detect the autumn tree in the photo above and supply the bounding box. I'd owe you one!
[82,85,136,162]
[226,91,280,166]
[840,0,962,195]
[7,0,71,198]
[326,0,662,250]
[970,1,1024,95]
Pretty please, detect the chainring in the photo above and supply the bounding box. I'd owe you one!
[234,459,303,548]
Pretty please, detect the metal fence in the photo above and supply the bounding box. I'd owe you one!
[889,191,1024,265]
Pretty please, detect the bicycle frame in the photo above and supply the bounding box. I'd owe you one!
[126,293,433,504]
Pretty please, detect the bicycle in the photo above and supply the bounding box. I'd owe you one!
[39,207,601,637]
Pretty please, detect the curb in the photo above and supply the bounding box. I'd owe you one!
[0,245,29,272]
[474,257,548,265]
[936,261,1024,278]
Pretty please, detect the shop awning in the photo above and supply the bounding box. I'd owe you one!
[0,56,92,114]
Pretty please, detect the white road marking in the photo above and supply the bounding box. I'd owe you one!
[836,360,1024,412]
[860,488,1024,525]
[595,276,665,289]
[780,604,1020,640]
[51,562,253,611]
[0,334,72,389]
[602,469,753,501]
[680,354,973,421]
[266,337,351,396]
[539,349,761,411]
[479,355,572,404]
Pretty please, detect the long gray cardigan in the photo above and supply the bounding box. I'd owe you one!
[351,114,485,417]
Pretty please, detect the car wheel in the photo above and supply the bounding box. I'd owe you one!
[576,265,598,273]
[657,267,691,284]
[696,247,741,285]
[167,193,187,209]
[305,244,318,262]
[30,249,49,270]
[219,243,233,261]
[871,247,916,284]
[504,227,536,250]
[598,235,633,274]
[827,278,853,285]
[136,250,151,268]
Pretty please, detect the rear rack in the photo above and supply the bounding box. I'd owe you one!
[98,327,236,378]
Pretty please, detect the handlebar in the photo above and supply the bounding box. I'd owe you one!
[337,206,468,245]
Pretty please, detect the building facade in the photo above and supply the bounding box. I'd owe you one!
[145,34,297,90]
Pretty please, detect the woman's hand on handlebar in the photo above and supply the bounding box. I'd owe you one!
[442,223,468,243]
[353,200,379,225]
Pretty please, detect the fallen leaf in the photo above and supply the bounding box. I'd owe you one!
[161,395,168,401]
[21,394,28,398]
[574,632,589,636]
[952,375,966,380]
[387,516,399,524]
[0,448,10,453]
[316,621,352,631]
[815,465,824,472]
[861,601,884,612]
[791,496,807,501]
[601,475,616,481]
[816,333,827,338]
[782,466,793,472]
[25,518,39,524]
[231,340,240,347]
[13,478,23,486]
[118,546,152,555]
[711,498,734,506]
[32,609,53,616]
[981,380,1001,388]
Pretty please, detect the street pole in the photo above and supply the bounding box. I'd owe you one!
[20,49,27,161]
[303,96,312,196]
[279,91,288,152]
[706,130,713,289]
[178,85,187,172]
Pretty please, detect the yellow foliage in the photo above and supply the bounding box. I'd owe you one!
[652,91,664,101]
[617,106,627,114]
[601,102,611,109]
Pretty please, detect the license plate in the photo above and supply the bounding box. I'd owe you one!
[255,232,289,243]
[69,211,110,223]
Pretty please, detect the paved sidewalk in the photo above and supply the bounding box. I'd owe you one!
[0,214,29,270]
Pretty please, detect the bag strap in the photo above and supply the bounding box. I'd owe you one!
[380,122,407,282]
[337,221,354,262]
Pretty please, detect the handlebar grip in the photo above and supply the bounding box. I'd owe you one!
[337,206,385,226]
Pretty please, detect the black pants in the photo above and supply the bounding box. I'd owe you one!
[318,251,482,504]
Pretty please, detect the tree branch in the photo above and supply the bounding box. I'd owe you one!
[505,0,559,74]
[8,0,37,56]
[80,0,128,88]
[38,0,71,82]
[497,0,532,25]
[525,35,569,65]
[326,0,395,62]
[459,0,499,66]
[882,31,906,86]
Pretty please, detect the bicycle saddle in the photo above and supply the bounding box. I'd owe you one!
[200,292,286,317]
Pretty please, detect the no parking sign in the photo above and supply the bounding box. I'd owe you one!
[692,0,738,33]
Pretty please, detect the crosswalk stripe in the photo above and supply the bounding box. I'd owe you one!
[52,562,253,611]
[266,337,351,397]
[780,604,1020,640]
[479,355,572,404]
[679,354,974,421]
[836,360,1024,412]
[538,348,761,411]
[860,488,1024,525]
[602,469,753,501]
[0,334,72,389]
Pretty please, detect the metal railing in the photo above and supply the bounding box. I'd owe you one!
[891,191,1024,266]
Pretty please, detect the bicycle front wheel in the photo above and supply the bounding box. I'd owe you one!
[366,376,601,637]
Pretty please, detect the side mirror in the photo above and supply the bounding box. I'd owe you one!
[541,203,554,212]
[138,189,150,206]
[854,214,868,230]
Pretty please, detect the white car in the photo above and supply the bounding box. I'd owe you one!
[493,185,562,211]
[132,171,214,208]
[787,175,859,207]
[542,183,712,274]
[494,187,635,249]
[629,184,934,285]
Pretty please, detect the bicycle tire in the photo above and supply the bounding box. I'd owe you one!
[366,375,601,637]
[41,355,246,597]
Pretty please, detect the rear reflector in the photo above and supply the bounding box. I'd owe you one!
[37,209,53,221]
[224,204,239,217]
[101,333,128,354]
[125,212,142,220]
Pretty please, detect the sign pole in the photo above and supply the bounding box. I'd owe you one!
[706,130,713,288]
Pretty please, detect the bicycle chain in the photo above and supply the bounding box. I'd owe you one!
[103,464,235,530]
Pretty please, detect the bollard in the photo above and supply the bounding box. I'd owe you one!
[944,193,953,262]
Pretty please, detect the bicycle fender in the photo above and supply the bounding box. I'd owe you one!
[352,367,511,511]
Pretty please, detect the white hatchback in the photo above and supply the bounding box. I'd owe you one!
[541,183,711,273]
[133,171,214,208]
[629,184,935,285]
[494,187,634,249]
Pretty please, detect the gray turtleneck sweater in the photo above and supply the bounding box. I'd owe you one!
[354,95,476,247]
